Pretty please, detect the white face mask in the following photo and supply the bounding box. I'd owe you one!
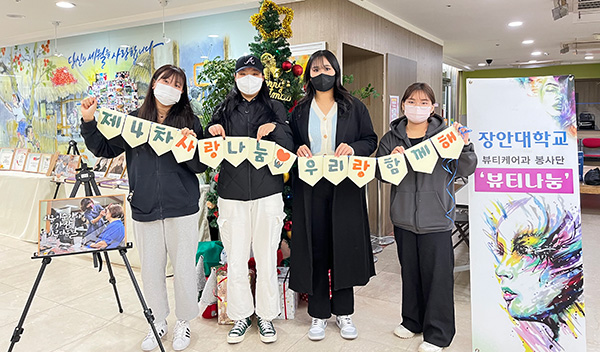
[404,104,432,124]
[236,75,263,96]
[154,82,181,106]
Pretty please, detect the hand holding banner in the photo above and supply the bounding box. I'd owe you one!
[348,156,376,188]
[268,145,297,175]
[121,115,151,148]
[323,155,349,185]
[171,130,198,163]
[224,137,250,167]
[404,139,438,174]
[298,156,324,186]
[431,127,465,159]
[377,153,408,185]
[149,123,178,156]
[198,137,225,169]
[247,139,276,169]
[97,108,126,139]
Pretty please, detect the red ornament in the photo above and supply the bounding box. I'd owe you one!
[214,173,219,183]
[292,64,303,77]
[282,61,292,71]
[283,220,292,231]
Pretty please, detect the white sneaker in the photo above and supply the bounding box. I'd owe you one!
[394,324,416,339]
[172,320,191,351]
[418,341,444,352]
[308,318,327,341]
[141,320,167,351]
[335,315,358,340]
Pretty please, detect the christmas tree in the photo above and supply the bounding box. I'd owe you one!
[249,0,304,112]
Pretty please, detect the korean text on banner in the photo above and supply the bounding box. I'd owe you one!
[467,76,584,352]
[224,137,250,167]
[171,130,198,163]
[148,123,178,156]
[404,139,438,174]
[198,137,225,169]
[322,155,349,186]
[431,127,465,159]
[348,156,376,188]
[377,153,408,185]
[247,139,276,169]
[121,115,152,148]
[97,108,126,140]
[298,156,324,186]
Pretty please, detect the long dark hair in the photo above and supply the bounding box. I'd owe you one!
[296,50,354,116]
[212,72,275,127]
[138,64,197,129]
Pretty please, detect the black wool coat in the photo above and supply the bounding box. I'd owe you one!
[289,96,377,295]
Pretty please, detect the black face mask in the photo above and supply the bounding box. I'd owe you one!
[311,73,336,92]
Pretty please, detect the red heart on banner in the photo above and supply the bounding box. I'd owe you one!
[277,148,291,162]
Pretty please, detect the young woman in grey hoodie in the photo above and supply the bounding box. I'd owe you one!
[376,82,477,352]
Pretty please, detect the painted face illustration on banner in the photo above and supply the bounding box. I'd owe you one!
[485,196,583,344]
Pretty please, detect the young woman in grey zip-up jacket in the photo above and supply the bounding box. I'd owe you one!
[376,82,477,352]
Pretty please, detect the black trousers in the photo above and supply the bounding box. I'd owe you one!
[308,180,354,319]
[394,227,455,347]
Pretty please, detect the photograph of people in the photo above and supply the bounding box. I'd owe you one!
[88,204,125,249]
[93,157,110,173]
[80,197,106,242]
[205,54,293,344]
[375,82,477,352]
[106,153,125,177]
[80,64,206,351]
[288,49,378,342]
[485,195,584,351]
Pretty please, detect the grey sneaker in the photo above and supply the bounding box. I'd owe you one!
[141,320,167,351]
[336,315,358,339]
[227,317,252,344]
[257,316,277,343]
[308,317,327,341]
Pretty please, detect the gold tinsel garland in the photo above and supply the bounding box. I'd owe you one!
[249,0,294,40]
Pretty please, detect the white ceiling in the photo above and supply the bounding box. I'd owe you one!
[1,0,600,70]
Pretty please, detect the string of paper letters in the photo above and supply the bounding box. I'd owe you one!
[96,108,465,187]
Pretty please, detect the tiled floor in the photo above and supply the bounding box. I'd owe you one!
[1,204,600,351]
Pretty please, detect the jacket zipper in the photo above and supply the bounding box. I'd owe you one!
[247,105,252,200]
[156,151,163,219]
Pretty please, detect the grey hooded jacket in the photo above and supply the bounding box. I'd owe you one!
[376,114,477,234]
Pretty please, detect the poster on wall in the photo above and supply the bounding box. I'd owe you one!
[37,194,127,256]
[467,76,585,352]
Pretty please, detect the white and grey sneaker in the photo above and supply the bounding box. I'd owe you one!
[141,320,167,351]
[336,315,358,339]
[172,320,191,351]
[394,324,416,339]
[308,317,327,341]
[418,341,444,352]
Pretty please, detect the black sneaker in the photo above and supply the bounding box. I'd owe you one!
[257,316,277,343]
[227,317,252,344]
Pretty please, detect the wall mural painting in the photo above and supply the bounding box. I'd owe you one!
[0,9,255,165]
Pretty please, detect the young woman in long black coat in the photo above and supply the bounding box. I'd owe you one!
[289,49,377,341]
